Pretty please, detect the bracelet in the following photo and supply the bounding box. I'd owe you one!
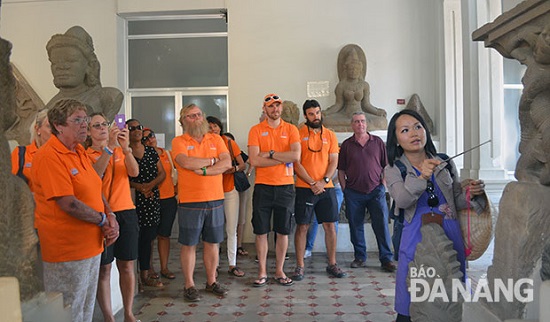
[97,212,107,227]
[103,147,113,156]
[108,212,116,218]
[202,166,207,176]
[310,181,316,186]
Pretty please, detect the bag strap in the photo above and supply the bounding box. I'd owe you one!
[227,139,236,161]
[17,146,28,183]
[390,160,407,222]
[165,149,176,170]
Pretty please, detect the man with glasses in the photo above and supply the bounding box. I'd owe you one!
[171,104,231,302]
[292,100,346,281]
[248,93,300,287]
[338,112,396,272]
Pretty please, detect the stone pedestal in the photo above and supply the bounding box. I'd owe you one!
[0,277,22,322]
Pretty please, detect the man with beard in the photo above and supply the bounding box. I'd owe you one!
[338,112,396,272]
[171,104,231,302]
[248,93,300,287]
[292,100,346,281]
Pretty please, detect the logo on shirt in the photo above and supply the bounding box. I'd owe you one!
[302,137,309,141]
[24,162,32,168]
[187,146,195,150]
[210,143,217,150]
[261,132,269,136]
[70,168,79,176]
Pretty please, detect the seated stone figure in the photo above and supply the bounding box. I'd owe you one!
[45,26,123,121]
[324,44,387,131]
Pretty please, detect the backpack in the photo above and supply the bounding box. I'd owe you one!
[16,146,28,184]
[390,153,453,260]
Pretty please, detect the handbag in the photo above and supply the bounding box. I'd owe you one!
[227,139,250,192]
[165,149,178,185]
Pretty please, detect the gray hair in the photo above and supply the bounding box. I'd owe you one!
[29,109,49,142]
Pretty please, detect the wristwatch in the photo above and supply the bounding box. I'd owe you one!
[323,177,330,184]
[269,150,275,159]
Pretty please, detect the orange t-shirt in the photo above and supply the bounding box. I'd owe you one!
[171,133,228,203]
[157,148,176,199]
[248,119,300,186]
[222,136,242,192]
[295,125,339,188]
[86,147,135,212]
[32,136,103,262]
[11,140,39,192]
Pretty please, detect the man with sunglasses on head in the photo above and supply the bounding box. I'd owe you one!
[248,93,300,287]
[338,112,396,272]
[171,104,232,302]
[292,100,346,281]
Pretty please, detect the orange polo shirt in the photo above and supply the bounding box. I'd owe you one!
[157,148,176,199]
[11,140,39,192]
[172,132,228,203]
[248,119,300,186]
[86,147,135,212]
[295,125,339,188]
[222,136,242,192]
[32,136,103,262]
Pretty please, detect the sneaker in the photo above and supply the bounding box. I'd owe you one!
[381,261,397,273]
[326,264,347,278]
[304,249,312,259]
[183,286,201,302]
[350,259,367,268]
[205,281,228,296]
[292,266,305,281]
[285,253,290,260]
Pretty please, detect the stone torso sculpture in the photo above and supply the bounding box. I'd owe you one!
[323,44,387,131]
[45,26,122,122]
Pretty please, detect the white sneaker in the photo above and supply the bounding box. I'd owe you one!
[304,249,312,259]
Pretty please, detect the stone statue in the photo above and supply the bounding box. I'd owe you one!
[0,37,41,301]
[508,24,550,185]
[4,64,45,146]
[45,26,123,121]
[323,44,387,131]
[281,100,300,126]
[405,93,435,135]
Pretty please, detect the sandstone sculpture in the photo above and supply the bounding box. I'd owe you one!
[45,26,123,121]
[0,38,41,301]
[323,44,387,131]
[281,100,300,127]
[405,94,434,135]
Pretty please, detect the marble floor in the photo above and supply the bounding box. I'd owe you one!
[105,239,493,322]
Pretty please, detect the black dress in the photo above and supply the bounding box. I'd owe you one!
[130,146,161,227]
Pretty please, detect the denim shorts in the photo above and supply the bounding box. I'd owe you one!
[177,200,225,246]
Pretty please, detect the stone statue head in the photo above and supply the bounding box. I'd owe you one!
[337,44,367,81]
[46,26,101,89]
[534,24,550,64]
[281,100,300,126]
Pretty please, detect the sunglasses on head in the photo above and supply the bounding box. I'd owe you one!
[90,122,110,129]
[426,180,440,208]
[128,125,144,131]
[264,95,279,102]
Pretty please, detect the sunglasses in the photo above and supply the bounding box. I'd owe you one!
[426,180,440,208]
[90,122,110,129]
[264,95,279,102]
[142,132,155,143]
[128,125,144,131]
[307,126,323,153]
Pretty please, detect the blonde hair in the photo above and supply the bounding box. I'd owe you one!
[29,109,49,143]
[178,103,198,128]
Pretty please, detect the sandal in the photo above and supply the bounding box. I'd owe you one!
[160,269,176,280]
[237,247,249,256]
[228,266,245,277]
[273,276,294,286]
[148,270,160,280]
[253,276,268,287]
[141,276,164,288]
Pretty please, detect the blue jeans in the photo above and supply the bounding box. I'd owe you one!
[306,185,343,251]
[344,185,393,264]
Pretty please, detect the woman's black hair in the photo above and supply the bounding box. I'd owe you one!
[206,116,224,134]
[386,109,437,167]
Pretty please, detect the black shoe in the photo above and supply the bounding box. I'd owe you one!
[292,266,304,281]
[183,286,201,302]
[326,264,347,278]
[381,261,397,273]
[350,259,367,268]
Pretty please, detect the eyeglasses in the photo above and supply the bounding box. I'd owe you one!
[68,116,91,125]
[426,180,440,208]
[185,112,203,119]
[128,125,144,131]
[307,127,323,153]
[90,122,110,129]
[264,95,279,102]
[144,132,155,140]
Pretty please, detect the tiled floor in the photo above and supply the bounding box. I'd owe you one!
[109,238,493,322]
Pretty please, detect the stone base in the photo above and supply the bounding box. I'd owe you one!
[21,292,71,322]
[0,277,22,322]
[463,302,503,322]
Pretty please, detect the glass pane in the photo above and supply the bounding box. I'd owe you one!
[131,96,176,150]
[129,38,228,88]
[128,18,227,35]
[502,89,521,172]
[503,58,526,84]
[182,95,227,133]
